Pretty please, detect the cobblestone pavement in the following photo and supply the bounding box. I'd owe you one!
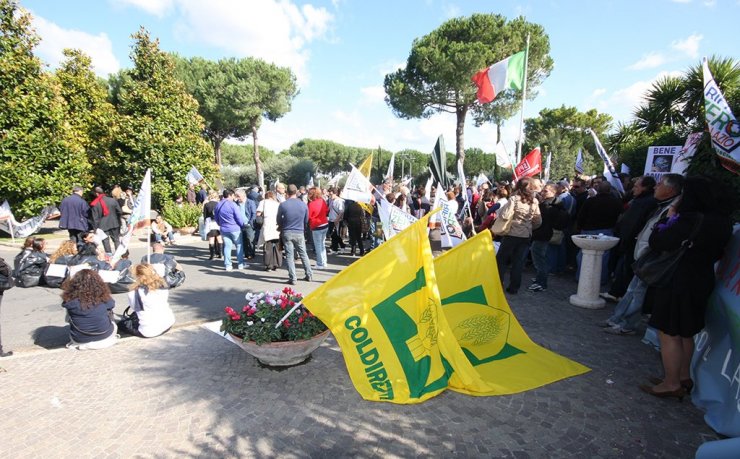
[0,232,721,457]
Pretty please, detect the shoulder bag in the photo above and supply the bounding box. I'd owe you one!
[632,214,704,288]
[490,199,516,236]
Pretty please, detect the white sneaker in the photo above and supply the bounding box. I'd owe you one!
[225,265,233,272]
[237,263,246,270]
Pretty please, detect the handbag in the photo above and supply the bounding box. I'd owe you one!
[490,199,516,236]
[118,306,140,335]
[254,214,264,227]
[549,229,564,245]
[0,272,14,290]
[632,214,704,287]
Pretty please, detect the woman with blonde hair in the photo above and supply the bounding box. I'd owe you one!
[61,269,117,350]
[45,240,78,288]
[119,264,175,338]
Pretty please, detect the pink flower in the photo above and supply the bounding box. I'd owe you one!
[225,307,236,315]
[231,314,241,321]
[242,306,249,312]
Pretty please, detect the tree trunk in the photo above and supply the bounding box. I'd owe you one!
[214,138,222,167]
[252,125,264,190]
[456,105,467,163]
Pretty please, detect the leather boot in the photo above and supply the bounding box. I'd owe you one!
[208,244,215,260]
[215,240,222,258]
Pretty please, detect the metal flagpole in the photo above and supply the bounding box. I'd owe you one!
[516,33,531,164]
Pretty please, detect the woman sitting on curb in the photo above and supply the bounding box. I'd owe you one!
[61,269,118,350]
[119,264,175,338]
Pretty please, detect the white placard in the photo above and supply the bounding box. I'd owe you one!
[152,263,166,278]
[45,264,68,278]
[68,264,92,278]
[643,146,682,182]
[97,270,120,283]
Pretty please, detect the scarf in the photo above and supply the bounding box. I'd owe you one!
[91,193,109,217]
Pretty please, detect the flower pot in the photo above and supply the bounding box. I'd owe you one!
[174,226,196,236]
[228,329,331,367]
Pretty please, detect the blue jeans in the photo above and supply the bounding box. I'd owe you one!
[283,231,313,281]
[530,240,549,288]
[311,226,328,267]
[496,236,530,292]
[154,231,173,244]
[241,225,255,259]
[576,228,613,285]
[222,230,244,269]
[607,276,647,331]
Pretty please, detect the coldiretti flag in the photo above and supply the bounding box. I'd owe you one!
[436,231,590,395]
[302,214,487,403]
[472,51,526,104]
[358,153,373,178]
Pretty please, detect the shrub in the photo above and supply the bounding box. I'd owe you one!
[160,202,201,228]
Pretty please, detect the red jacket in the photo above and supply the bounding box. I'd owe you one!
[307,199,329,229]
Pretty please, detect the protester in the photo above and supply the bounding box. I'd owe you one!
[247,186,262,250]
[203,191,222,260]
[186,183,197,205]
[528,183,568,292]
[58,185,90,242]
[152,215,175,245]
[69,242,112,271]
[44,240,79,288]
[108,250,136,294]
[307,187,329,269]
[196,184,208,205]
[600,174,684,335]
[343,200,366,257]
[118,264,175,338]
[214,189,246,271]
[89,186,123,253]
[495,177,542,294]
[275,182,287,203]
[639,176,733,400]
[121,186,135,221]
[600,176,657,302]
[61,269,117,350]
[257,191,282,271]
[0,256,12,357]
[13,237,49,288]
[277,185,313,284]
[145,243,186,289]
[236,189,257,261]
[575,181,623,285]
[327,188,346,253]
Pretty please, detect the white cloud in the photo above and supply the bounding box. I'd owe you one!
[123,0,334,86]
[443,4,461,19]
[30,15,120,77]
[671,33,703,58]
[591,88,607,97]
[360,86,386,104]
[113,0,174,17]
[378,60,405,77]
[628,52,667,70]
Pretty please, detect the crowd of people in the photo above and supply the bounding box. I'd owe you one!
[2,171,735,400]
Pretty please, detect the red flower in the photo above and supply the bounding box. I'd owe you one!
[283,320,291,328]
[247,309,254,316]
[225,307,236,315]
[242,306,249,312]
[231,314,241,321]
[298,317,304,324]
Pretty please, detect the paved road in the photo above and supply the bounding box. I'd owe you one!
[0,231,720,457]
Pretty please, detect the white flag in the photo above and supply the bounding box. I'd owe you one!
[340,166,373,203]
[423,175,433,202]
[544,152,552,182]
[673,132,702,176]
[439,198,466,248]
[112,169,151,264]
[702,58,740,173]
[327,173,342,187]
[186,166,203,185]
[620,163,630,174]
[456,159,466,186]
[589,130,625,194]
[429,183,445,228]
[307,177,314,188]
[494,141,512,169]
[475,173,489,188]
[386,152,396,182]
[574,148,584,174]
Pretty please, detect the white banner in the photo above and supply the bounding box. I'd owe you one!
[589,130,625,194]
[377,197,417,241]
[703,58,740,173]
[439,198,466,248]
[673,133,703,176]
[0,201,54,238]
[575,148,584,174]
[186,166,203,185]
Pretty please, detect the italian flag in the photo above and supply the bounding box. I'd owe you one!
[471,51,526,104]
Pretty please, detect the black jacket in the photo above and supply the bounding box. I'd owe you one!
[90,195,122,232]
[44,254,75,288]
[14,249,49,288]
[532,199,569,242]
[614,192,657,254]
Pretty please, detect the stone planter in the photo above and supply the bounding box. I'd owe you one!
[174,226,196,236]
[229,329,331,367]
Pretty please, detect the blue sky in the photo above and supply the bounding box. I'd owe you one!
[19,0,738,155]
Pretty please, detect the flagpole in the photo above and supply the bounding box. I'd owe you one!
[516,33,530,164]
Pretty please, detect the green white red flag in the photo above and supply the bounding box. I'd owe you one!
[472,51,526,104]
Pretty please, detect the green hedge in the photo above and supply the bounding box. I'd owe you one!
[160,202,201,228]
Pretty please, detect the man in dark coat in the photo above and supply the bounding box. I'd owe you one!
[89,186,122,253]
[601,175,657,301]
[59,186,90,242]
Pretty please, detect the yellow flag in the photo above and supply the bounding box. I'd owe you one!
[358,153,373,178]
[435,230,590,395]
[302,214,485,403]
